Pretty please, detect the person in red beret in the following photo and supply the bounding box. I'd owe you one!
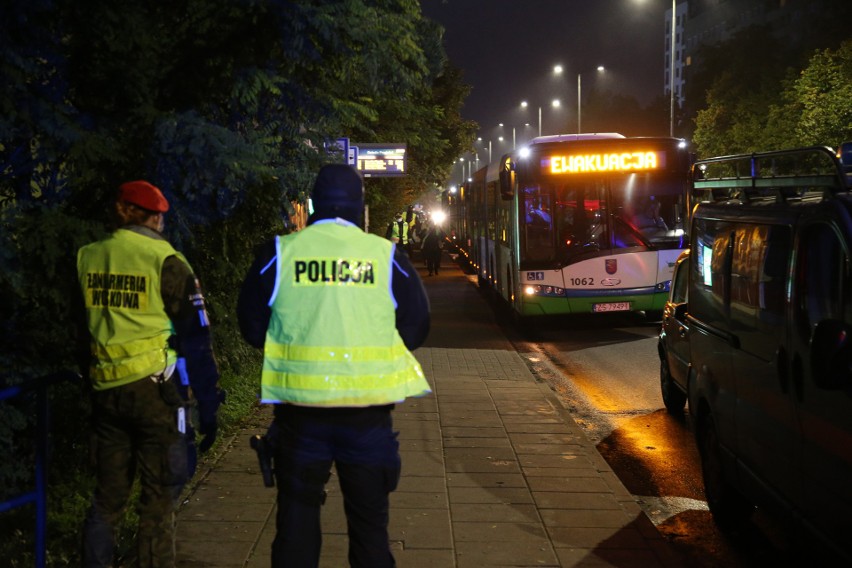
[75,180,224,568]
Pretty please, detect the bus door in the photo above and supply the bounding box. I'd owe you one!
[521,186,554,262]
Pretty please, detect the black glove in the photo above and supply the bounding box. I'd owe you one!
[197,389,225,453]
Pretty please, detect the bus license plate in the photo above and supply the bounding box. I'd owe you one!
[592,302,631,313]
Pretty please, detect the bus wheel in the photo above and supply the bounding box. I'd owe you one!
[698,412,754,532]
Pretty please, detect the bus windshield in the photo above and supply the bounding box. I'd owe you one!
[521,173,685,264]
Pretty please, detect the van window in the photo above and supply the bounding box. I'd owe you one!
[730,223,791,358]
[730,224,789,319]
[692,218,732,327]
[796,223,850,334]
[671,255,688,304]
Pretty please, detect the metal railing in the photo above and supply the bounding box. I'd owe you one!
[0,371,79,568]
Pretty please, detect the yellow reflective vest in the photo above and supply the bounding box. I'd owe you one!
[261,219,430,406]
[77,228,182,390]
[388,219,408,244]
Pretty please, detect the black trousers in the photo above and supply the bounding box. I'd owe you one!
[424,249,441,274]
[270,405,401,568]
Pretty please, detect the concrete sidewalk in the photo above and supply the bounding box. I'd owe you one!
[175,253,680,567]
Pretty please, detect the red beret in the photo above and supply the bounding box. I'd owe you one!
[119,180,169,213]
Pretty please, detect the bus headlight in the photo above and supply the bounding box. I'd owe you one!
[656,280,672,293]
[524,285,566,297]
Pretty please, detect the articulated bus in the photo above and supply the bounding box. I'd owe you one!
[448,133,694,319]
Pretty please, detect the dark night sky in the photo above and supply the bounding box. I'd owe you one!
[420,0,670,142]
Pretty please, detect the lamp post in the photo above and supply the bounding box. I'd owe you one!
[475,137,491,165]
[669,0,676,136]
[630,0,677,135]
[577,73,581,133]
[498,123,517,149]
[554,64,605,134]
[521,100,560,137]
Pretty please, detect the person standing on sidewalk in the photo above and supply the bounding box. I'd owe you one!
[420,222,445,276]
[76,180,223,568]
[237,164,431,567]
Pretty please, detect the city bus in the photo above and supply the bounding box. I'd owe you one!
[448,133,693,319]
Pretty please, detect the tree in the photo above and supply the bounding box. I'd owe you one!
[0,1,474,563]
[782,40,852,147]
[693,37,852,158]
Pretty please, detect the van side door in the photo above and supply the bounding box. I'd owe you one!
[689,218,738,454]
[729,222,799,508]
[790,216,852,553]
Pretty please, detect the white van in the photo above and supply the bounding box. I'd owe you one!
[686,145,852,560]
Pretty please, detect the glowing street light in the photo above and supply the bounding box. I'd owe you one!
[554,63,605,134]
[521,99,561,137]
[498,123,517,149]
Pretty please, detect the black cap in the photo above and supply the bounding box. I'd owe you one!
[311,164,364,222]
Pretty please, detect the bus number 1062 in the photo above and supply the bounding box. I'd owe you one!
[569,277,595,286]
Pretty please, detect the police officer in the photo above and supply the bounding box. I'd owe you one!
[237,164,431,568]
[76,180,223,568]
[385,211,409,249]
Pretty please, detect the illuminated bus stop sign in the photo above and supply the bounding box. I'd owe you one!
[355,143,406,177]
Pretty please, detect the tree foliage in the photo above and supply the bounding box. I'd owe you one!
[693,38,852,157]
[1,1,473,563]
[686,0,852,159]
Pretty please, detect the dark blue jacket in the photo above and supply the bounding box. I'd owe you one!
[237,213,430,352]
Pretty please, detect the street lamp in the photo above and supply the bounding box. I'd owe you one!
[498,123,517,149]
[554,64,605,134]
[475,137,491,165]
[520,99,561,137]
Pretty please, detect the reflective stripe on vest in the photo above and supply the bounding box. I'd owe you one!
[77,229,181,389]
[261,220,430,406]
[391,220,408,244]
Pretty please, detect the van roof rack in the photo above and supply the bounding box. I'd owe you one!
[690,145,849,206]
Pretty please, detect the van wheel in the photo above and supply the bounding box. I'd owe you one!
[698,413,754,531]
[645,310,663,322]
[660,357,687,415]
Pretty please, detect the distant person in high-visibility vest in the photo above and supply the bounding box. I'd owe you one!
[237,164,431,568]
[385,211,409,251]
[76,180,223,568]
